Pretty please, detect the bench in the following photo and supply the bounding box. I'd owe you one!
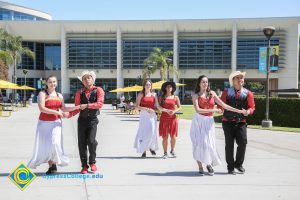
[0,103,13,117]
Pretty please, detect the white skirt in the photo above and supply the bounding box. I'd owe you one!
[190,114,221,166]
[28,119,69,169]
[134,110,159,153]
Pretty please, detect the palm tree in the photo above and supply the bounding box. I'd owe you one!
[0,28,35,100]
[142,47,177,81]
[0,51,13,80]
[0,28,35,101]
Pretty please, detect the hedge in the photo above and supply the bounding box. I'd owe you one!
[215,97,300,128]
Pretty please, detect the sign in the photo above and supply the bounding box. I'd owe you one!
[259,46,279,73]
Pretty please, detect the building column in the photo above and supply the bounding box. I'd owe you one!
[117,26,124,97]
[60,25,70,99]
[231,23,237,72]
[278,23,299,90]
[173,25,179,95]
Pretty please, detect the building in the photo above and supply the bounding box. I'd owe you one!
[0,1,51,21]
[0,2,299,100]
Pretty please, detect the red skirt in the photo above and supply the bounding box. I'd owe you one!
[159,114,178,138]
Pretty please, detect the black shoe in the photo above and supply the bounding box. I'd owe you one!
[235,166,245,174]
[206,165,214,176]
[228,170,237,175]
[170,150,176,158]
[46,164,57,175]
[141,152,146,158]
[150,149,156,156]
[199,168,204,176]
[52,164,57,172]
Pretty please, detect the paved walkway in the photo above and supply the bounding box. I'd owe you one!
[0,104,299,200]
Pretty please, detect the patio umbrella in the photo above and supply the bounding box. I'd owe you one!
[17,85,36,90]
[152,80,186,90]
[0,80,18,89]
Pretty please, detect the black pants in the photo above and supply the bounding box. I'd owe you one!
[78,116,99,167]
[222,122,247,171]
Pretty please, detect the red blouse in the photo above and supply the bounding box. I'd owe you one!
[39,94,62,121]
[160,98,176,120]
[198,96,215,117]
[140,96,155,109]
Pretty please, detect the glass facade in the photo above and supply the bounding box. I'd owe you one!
[16,78,39,101]
[237,38,280,69]
[179,39,231,69]
[18,42,61,70]
[123,40,173,69]
[20,42,34,70]
[45,44,61,70]
[69,78,116,100]
[68,40,117,69]
[0,8,48,21]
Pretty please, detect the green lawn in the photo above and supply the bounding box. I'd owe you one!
[179,105,300,133]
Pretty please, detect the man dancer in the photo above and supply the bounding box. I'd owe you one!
[219,71,255,175]
[69,71,105,174]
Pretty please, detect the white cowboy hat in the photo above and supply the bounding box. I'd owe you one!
[229,71,246,86]
[77,70,96,82]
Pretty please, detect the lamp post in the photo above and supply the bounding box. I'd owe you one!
[166,58,172,81]
[147,65,153,79]
[262,26,275,128]
[22,69,28,107]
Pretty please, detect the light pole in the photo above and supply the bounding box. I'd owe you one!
[166,58,172,81]
[22,69,28,107]
[147,65,153,79]
[262,26,275,128]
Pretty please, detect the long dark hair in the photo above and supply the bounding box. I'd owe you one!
[142,79,152,97]
[160,83,174,106]
[44,75,57,90]
[194,75,211,98]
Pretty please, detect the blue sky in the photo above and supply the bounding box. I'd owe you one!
[5,0,300,20]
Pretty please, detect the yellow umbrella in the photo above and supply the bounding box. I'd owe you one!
[18,85,36,90]
[110,85,143,93]
[122,85,142,92]
[109,88,127,93]
[0,80,18,89]
[152,80,186,90]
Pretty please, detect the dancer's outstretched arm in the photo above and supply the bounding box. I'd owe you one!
[212,91,246,115]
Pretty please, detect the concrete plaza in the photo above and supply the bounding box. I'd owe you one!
[0,104,299,200]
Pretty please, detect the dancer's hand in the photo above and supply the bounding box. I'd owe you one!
[57,110,64,118]
[241,108,249,116]
[213,108,222,113]
[62,112,69,118]
[167,110,175,115]
[80,104,88,110]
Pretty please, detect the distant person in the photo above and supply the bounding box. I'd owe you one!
[269,47,279,67]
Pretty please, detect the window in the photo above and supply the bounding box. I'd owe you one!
[179,39,231,69]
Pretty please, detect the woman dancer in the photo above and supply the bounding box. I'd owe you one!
[28,75,79,174]
[159,81,181,159]
[190,75,246,176]
[134,79,168,158]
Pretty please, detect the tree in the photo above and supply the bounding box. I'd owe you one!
[0,28,35,101]
[142,47,177,81]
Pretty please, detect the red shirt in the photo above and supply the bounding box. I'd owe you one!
[39,95,62,121]
[219,88,255,123]
[198,96,215,117]
[140,96,155,109]
[68,86,105,118]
